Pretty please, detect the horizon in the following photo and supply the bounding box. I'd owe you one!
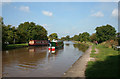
[2,2,118,38]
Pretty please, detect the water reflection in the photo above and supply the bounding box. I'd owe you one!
[3,46,48,74]
[2,41,87,77]
[65,44,70,46]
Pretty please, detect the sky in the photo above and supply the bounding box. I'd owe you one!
[2,2,118,38]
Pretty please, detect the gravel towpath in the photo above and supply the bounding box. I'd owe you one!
[63,45,92,77]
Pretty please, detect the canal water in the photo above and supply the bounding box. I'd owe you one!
[2,41,88,77]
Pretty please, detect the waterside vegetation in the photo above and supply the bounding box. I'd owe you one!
[85,44,119,78]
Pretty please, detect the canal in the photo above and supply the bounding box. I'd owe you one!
[2,41,88,77]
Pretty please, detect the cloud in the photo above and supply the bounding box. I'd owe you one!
[91,11,104,17]
[19,6,30,12]
[42,10,53,16]
[112,8,118,17]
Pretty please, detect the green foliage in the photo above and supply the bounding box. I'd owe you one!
[90,33,97,42]
[60,35,71,41]
[81,32,90,42]
[71,32,90,42]
[100,40,118,48]
[0,16,2,49]
[85,44,119,78]
[117,32,120,46]
[4,43,28,50]
[17,22,48,43]
[61,37,66,41]
[65,35,70,41]
[95,24,116,43]
[49,33,58,40]
[73,35,80,41]
[2,17,48,48]
[73,43,89,52]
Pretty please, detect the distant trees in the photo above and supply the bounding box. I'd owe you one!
[60,24,116,44]
[89,33,97,42]
[61,35,70,41]
[60,32,90,42]
[72,32,90,42]
[73,35,79,41]
[2,17,48,46]
[80,32,90,42]
[65,35,70,41]
[2,16,117,46]
[61,37,66,41]
[49,33,58,40]
[95,24,116,43]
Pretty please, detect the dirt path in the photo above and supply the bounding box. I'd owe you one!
[95,48,99,54]
[63,45,92,77]
[89,47,99,61]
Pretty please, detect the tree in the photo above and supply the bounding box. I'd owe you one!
[79,33,83,42]
[0,16,3,49]
[90,33,97,42]
[49,33,58,40]
[17,22,48,43]
[82,32,90,42]
[79,32,90,42]
[61,37,66,41]
[32,25,48,40]
[117,32,120,46]
[73,35,79,41]
[65,35,70,41]
[95,24,116,43]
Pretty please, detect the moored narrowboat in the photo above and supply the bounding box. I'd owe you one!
[49,40,64,49]
[48,39,64,53]
[29,40,49,46]
[48,39,64,51]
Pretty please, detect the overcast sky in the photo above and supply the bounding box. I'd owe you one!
[2,2,118,38]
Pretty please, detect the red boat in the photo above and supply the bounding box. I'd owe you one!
[29,40,49,46]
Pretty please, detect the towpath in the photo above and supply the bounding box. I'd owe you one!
[63,45,92,77]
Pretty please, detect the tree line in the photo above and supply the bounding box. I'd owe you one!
[1,17,48,48]
[1,16,119,48]
[61,24,118,44]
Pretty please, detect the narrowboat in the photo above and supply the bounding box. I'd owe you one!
[29,40,49,46]
[49,40,64,49]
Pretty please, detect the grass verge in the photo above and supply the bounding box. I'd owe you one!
[3,43,28,50]
[85,44,119,78]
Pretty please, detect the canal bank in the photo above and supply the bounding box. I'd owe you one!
[63,45,92,77]
[3,43,28,50]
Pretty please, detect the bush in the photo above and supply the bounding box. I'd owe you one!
[100,40,118,48]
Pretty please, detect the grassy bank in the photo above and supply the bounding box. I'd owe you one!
[73,41,92,52]
[85,44,119,78]
[73,41,93,46]
[3,43,28,50]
